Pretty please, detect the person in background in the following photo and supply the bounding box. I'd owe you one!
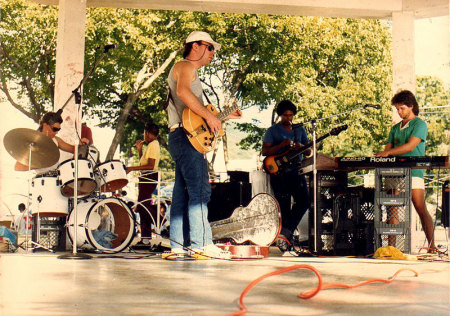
[126,123,160,238]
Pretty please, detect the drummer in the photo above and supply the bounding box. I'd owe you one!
[14,111,89,174]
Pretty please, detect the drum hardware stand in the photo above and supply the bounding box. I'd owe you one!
[58,46,114,260]
[298,104,379,253]
[21,143,55,253]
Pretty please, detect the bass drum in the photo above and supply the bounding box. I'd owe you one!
[67,198,135,253]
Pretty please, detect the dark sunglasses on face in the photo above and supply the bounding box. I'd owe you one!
[200,43,215,52]
[52,127,61,132]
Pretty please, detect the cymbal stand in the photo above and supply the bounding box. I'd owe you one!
[298,104,378,253]
[23,143,54,253]
[58,46,115,260]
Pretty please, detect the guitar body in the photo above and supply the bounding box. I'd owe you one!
[262,150,292,176]
[182,104,225,154]
[263,125,348,176]
[210,193,281,246]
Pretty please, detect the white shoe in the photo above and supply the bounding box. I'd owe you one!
[190,244,231,260]
[162,248,187,260]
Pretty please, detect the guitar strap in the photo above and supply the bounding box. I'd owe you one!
[161,87,175,111]
[202,90,212,105]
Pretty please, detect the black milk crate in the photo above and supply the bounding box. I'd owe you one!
[333,187,375,256]
[375,168,411,205]
[307,171,347,255]
[32,216,66,252]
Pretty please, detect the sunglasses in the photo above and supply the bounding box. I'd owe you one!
[52,127,61,132]
[200,43,215,52]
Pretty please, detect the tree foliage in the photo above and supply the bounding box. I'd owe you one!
[3,1,446,173]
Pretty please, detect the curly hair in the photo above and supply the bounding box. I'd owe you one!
[276,100,297,116]
[391,90,419,115]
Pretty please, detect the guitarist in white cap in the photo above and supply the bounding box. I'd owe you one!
[165,31,241,259]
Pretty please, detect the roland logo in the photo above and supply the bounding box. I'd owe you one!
[369,157,396,163]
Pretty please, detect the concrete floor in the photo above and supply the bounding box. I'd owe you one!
[1,247,449,316]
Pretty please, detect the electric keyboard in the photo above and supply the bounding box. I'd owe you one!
[335,156,448,170]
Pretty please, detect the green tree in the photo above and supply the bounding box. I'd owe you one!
[1,2,396,172]
[416,75,450,156]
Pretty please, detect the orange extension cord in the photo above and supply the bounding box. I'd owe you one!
[227,265,422,316]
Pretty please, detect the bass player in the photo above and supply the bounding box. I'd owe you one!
[262,100,311,251]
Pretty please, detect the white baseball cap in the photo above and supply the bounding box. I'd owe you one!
[185,31,221,51]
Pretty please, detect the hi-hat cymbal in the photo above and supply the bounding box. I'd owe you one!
[3,128,60,169]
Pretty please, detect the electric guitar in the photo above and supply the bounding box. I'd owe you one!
[210,193,281,246]
[263,125,348,176]
[182,103,239,154]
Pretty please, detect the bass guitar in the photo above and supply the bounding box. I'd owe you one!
[210,193,281,246]
[263,125,348,176]
[182,103,239,154]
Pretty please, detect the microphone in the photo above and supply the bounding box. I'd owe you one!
[96,43,117,52]
[291,123,304,129]
[364,104,381,110]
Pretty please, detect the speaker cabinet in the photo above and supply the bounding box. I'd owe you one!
[442,180,449,228]
[208,182,252,222]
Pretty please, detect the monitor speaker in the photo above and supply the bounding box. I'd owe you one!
[207,182,252,222]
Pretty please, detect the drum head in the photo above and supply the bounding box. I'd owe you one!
[68,198,135,253]
[61,179,97,197]
[100,179,128,192]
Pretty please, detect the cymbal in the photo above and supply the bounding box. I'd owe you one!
[3,128,60,169]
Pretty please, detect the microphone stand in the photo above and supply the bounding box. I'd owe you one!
[296,104,378,253]
[58,46,115,260]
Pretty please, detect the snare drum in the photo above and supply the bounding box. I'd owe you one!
[31,175,68,217]
[95,160,128,192]
[67,198,135,252]
[57,159,97,197]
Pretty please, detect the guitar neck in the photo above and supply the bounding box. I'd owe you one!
[284,132,333,160]
[217,104,238,121]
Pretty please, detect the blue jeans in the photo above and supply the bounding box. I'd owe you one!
[168,128,212,249]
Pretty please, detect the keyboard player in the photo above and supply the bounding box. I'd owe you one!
[375,90,435,252]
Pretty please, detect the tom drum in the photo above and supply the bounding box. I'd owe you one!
[95,160,128,192]
[57,158,97,197]
[31,175,68,217]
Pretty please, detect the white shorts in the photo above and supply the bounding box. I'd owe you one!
[411,177,425,190]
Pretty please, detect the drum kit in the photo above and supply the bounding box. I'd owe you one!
[3,128,136,253]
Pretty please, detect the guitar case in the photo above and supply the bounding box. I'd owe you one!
[210,193,281,248]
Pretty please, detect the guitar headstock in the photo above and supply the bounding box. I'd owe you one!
[330,124,348,136]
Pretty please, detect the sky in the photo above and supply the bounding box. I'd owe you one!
[1,15,449,221]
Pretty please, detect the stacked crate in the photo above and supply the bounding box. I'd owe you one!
[374,168,411,253]
[32,216,66,252]
[333,187,375,256]
[308,171,348,255]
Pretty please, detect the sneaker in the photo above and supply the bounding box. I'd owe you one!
[161,248,187,260]
[190,244,231,260]
[275,236,291,253]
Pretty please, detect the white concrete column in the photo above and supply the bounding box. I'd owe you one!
[391,11,415,123]
[54,0,87,161]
